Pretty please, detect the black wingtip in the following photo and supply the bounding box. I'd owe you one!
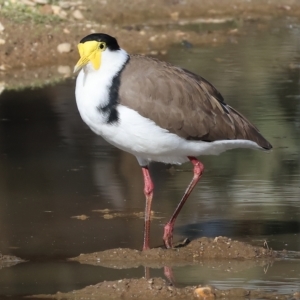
[263,142,273,151]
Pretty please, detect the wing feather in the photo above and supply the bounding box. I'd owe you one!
[119,55,272,149]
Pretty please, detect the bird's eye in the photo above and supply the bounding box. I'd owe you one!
[99,42,106,51]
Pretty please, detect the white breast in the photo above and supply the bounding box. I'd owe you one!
[75,48,129,132]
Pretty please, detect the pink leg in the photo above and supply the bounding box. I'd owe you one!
[164,266,175,285]
[163,156,204,248]
[142,166,154,250]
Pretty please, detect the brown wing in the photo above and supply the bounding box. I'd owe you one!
[119,55,272,150]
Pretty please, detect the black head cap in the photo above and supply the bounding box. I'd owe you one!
[79,33,120,51]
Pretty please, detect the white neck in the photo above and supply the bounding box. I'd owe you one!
[75,48,129,129]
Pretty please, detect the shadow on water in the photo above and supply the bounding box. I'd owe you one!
[0,19,299,297]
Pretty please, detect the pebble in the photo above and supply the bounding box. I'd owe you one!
[51,5,67,18]
[57,65,71,76]
[34,0,49,4]
[71,214,89,220]
[150,50,158,55]
[170,11,179,21]
[51,5,61,14]
[72,9,84,19]
[194,287,215,299]
[0,22,4,32]
[57,42,71,53]
[149,35,157,42]
[181,39,193,49]
[0,39,5,45]
[59,1,82,9]
[21,0,36,6]
[103,214,114,219]
[59,1,72,9]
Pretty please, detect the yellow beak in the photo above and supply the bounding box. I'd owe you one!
[74,41,101,73]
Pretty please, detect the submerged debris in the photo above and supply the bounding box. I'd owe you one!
[0,253,26,269]
[71,214,89,220]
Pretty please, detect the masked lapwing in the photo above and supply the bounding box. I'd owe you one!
[74,33,272,250]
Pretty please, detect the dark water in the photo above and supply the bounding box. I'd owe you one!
[0,20,299,298]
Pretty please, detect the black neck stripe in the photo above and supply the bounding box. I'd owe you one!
[97,56,130,124]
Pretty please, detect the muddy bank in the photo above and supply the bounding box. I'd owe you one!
[69,237,275,269]
[28,277,299,300]
[1,0,300,89]
[57,237,299,300]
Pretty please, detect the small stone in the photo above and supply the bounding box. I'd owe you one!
[0,65,6,71]
[51,5,67,18]
[150,50,158,55]
[51,5,60,14]
[39,4,52,15]
[194,287,215,299]
[92,208,110,213]
[34,0,48,4]
[59,1,72,9]
[71,214,89,220]
[103,214,114,219]
[57,42,71,53]
[21,0,36,6]
[0,39,5,45]
[0,22,4,32]
[293,292,300,300]
[279,5,291,11]
[63,28,70,34]
[73,9,84,20]
[149,35,157,42]
[228,28,238,34]
[57,65,71,76]
[170,11,179,21]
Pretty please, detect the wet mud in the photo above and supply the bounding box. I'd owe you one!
[25,237,297,299]
[28,274,299,300]
[70,237,275,269]
[26,237,297,300]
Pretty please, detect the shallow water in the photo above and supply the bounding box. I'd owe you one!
[0,19,299,298]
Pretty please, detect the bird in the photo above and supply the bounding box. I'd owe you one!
[74,33,272,251]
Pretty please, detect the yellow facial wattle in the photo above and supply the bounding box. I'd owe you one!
[74,41,101,73]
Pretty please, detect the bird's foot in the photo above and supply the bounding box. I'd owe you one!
[164,266,175,285]
[163,222,174,249]
[142,245,150,251]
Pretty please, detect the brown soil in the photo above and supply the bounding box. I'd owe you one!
[25,238,299,299]
[69,237,275,269]
[1,0,300,89]
[28,277,299,300]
